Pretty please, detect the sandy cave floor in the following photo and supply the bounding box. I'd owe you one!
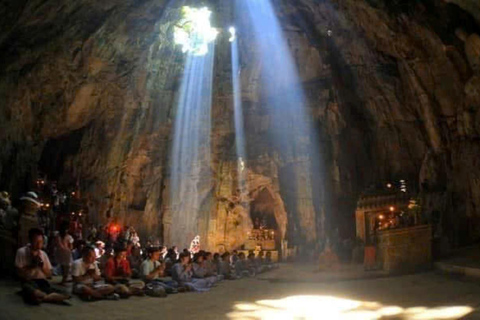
[0,264,480,319]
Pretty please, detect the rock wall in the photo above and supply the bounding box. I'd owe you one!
[1,0,480,250]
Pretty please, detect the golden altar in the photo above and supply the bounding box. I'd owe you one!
[245,229,276,250]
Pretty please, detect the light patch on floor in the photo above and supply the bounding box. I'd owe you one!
[227,295,473,319]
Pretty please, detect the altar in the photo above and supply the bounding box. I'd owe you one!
[245,229,276,250]
[241,228,279,262]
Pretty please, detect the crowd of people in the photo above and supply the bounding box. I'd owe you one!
[15,226,279,305]
[1,177,280,305]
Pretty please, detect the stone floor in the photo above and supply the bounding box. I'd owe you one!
[1,265,480,319]
[438,245,480,269]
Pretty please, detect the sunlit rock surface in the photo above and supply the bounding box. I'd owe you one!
[1,0,480,249]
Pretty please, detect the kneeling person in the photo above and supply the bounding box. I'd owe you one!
[72,246,115,300]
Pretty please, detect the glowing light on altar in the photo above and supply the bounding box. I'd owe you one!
[174,6,218,56]
[227,295,473,320]
[389,206,395,212]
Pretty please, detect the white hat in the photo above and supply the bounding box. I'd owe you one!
[20,191,41,206]
[27,191,38,199]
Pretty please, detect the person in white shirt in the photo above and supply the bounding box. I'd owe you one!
[15,228,70,305]
[94,241,105,259]
[71,246,115,300]
[55,222,74,285]
[139,247,172,296]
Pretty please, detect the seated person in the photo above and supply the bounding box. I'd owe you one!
[125,241,134,257]
[204,252,223,281]
[15,228,70,305]
[163,248,177,276]
[235,252,253,278]
[213,253,222,274]
[172,252,211,292]
[160,246,168,261]
[104,245,145,298]
[192,253,217,286]
[256,251,265,268]
[172,246,180,260]
[72,246,116,300]
[230,250,239,266]
[219,252,236,280]
[265,251,279,269]
[98,246,113,275]
[318,244,339,272]
[128,246,143,278]
[140,247,179,295]
[72,240,86,261]
[247,252,263,274]
[94,241,105,259]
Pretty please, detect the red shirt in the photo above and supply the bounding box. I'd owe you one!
[104,257,131,280]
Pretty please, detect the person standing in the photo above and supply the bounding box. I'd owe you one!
[55,222,73,285]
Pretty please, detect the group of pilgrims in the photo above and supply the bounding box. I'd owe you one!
[15,227,278,305]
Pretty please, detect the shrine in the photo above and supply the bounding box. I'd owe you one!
[240,188,281,261]
[355,183,432,273]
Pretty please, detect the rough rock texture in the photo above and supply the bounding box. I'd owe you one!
[1,0,480,250]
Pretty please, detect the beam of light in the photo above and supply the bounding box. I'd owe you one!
[169,42,215,248]
[230,26,248,201]
[174,6,218,56]
[227,295,474,320]
[229,26,236,42]
[235,0,323,243]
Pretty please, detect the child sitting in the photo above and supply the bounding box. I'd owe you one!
[172,252,211,292]
[219,252,236,280]
[205,252,224,281]
[235,252,252,278]
[128,246,143,278]
[104,245,145,298]
[140,247,179,295]
[192,253,217,286]
[265,251,279,269]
